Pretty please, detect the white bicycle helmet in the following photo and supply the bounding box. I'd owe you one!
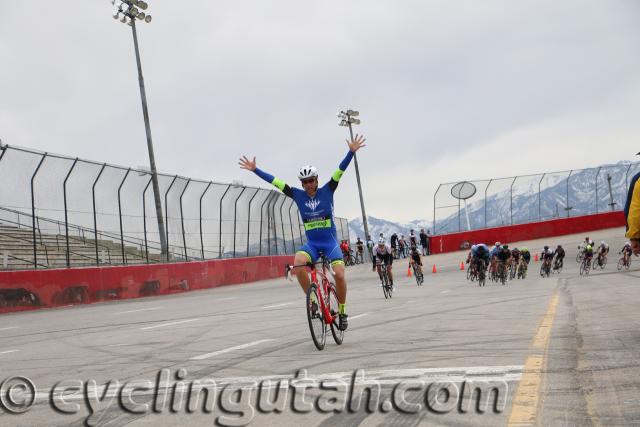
[298,165,318,180]
[378,238,386,245]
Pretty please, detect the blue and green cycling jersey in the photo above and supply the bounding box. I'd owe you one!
[252,151,353,250]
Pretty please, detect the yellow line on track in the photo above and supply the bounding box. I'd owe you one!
[507,292,559,426]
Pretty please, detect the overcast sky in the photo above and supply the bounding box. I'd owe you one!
[1,0,639,223]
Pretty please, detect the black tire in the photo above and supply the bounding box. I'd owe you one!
[576,252,582,263]
[328,285,343,345]
[306,284,325,351]
[617,259,624,271]
[382,268,390,299]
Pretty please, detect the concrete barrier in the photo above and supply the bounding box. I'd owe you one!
[0,255,292,314]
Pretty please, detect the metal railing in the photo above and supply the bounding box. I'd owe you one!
[433,161,637,234]
[0,144,350,269]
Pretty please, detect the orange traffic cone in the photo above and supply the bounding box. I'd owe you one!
[407,266,412,277]
[534,253,539,262]
[432,264,437,274]
[460,261,465,271]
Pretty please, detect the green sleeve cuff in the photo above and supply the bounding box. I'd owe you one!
[272,177,286,191]
[332,169,344,182]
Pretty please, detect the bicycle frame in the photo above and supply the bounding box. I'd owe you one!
[287,257,336,325]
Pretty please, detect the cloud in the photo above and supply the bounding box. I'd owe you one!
[1,0,639,224]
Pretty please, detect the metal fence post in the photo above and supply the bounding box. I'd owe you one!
[117,168,131,264]
[484,180,492,229]
[296,207,304,245]
[510,176,518,225]
[246,188,260,257]
[30,153,47,269]
[433,184,441,235]
[279,196,288,254]
[63,158,79,268]
[275,195,286,255]
[179,179,191,260]
[142,176,153,263]
[258,192,274,256]
[199,181,213,260]
[267,193,279,255]
[566,170,574,217]
[595,167,602,214]
[232,186,247,258]
[288,199,296,254]
[538,174,546,221]
[92,163,107,265]
[218,184,231,258]
[164,175,178,262]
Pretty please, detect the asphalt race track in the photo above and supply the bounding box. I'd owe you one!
[0,226,637,426]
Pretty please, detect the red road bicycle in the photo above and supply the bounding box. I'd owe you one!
[286,253,343,351]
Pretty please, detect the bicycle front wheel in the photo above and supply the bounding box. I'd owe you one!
[306,284,326,351]
[327,285,343,345]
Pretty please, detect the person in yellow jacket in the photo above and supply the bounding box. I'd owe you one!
[625,161,640,254]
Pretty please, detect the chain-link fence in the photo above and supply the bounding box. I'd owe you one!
[0,145,350,270]
[433,162,637,234]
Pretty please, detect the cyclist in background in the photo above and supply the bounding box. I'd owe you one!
[408,245,423,278]
[620,242,633,265]
[490,241,502,275]
[409,230,418,248]
[553,245,565,269]
[520,247,531,265]
[399,234,407,258]
[496,244,512,280]
[596,241,609,264]
[390,233,399,258]
[239,134,366,331]
[541,245,554,269]
[472,243,490,272]
[355,238,364,263]
[583,244,594,267]
[366,236,374,259]
[373,238,394,290]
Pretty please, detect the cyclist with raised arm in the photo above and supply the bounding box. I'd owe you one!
[239,134,366,331]
[373,238,394,290]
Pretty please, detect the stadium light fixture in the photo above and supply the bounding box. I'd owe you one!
[337,109,370,242]
[109,0,166,255]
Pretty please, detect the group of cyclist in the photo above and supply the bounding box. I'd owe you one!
[467,242,535,282]
[371,236,424,290]
[577,236,634,270]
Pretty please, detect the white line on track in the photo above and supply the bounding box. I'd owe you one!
[140,318,199,330]
[0,327,19,331]
[0,350,19,355]
[262,302,295,309]
[350,313,370,320]
[115,307,163,315]
[190,339,275,360]
[440,290,450,294]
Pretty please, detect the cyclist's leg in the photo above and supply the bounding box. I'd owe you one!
[325,244,346,303]
[293,244,318,294]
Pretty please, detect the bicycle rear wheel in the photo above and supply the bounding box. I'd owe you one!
[306,284,326,351]
[382,268,389,299]
[327,285,343,345]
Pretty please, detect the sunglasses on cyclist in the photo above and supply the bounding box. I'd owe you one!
[301,178,316,185]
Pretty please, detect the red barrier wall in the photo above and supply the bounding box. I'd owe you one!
[430,211,626,254]
[0,255,293,315]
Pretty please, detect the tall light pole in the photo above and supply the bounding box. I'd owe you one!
[111,0,167,255]
[338,109,370,242]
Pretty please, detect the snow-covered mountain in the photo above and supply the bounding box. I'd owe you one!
[434,161,634,234]
[347,160,636,240]
[349,216,432,241]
